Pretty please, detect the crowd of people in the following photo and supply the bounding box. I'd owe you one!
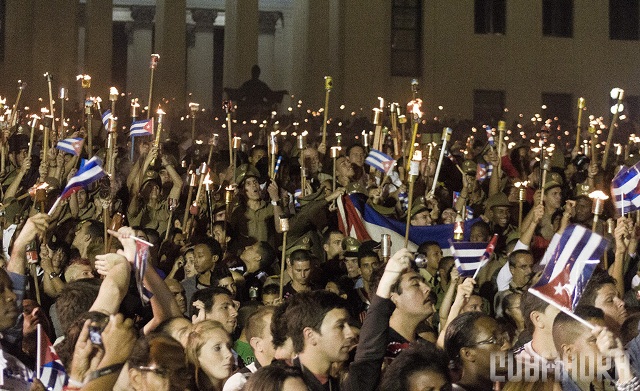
[0,101,640,391]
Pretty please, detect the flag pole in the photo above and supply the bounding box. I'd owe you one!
[147,54,159,120]
[321,76,332,146]
[431,127,453,195]
[471,234,499,280]
[279,217,289,300]
[36,324,42,379]
[528,288,596,330]
[404,158,420,248]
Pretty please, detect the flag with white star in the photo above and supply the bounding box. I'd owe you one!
[528,225,608,312]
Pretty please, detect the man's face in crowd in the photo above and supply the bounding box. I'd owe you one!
[392,271,434,320]
[243,176,261,201]
[159,168,170,185]
[461,295,483,313]
[336,156,355,179]
[184,251,197,278]
[212,225,227,248]
[594,283,628,330]
[205,293,238,333]
[240,243,261,270]
[424,245,442,271]
[303,148,321,174]
[574,197,592,223]
[359,256,381,284]
[343,257,360,279]
[466,317,510,377]
[0,270,18,331]
[165,279,187,314]
[470,226,490,242]
[324,232,345,260]
[309,308,355,363]
[77,188,88,209]
[545,187,562,210]
[411,210,432,226]
[563,318,609,377]
[289,260,311,287]
[509,253,534,287]
[348,146,365,167]
[441,208,457,224]
[65,263,95,282]
[193,244,215,273]
[491,206,511,228]
[262,292,279,306]
[217,276,237,298]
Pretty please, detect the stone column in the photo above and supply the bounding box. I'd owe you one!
[257,11,281,90]
[154,0,187,113]
[126,6,154,106]
[85,0,113,98]
[2,0,34,103]
[187,9,216,109]
[223,0,258,89]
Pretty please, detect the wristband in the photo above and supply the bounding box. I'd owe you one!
[87,363,125,382]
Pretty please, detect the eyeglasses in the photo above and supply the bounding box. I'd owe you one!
[136,366,169,377]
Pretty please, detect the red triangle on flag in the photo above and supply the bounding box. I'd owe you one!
[143,118,154,134]
[382,160,395,174]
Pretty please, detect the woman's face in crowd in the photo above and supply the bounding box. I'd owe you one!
[198,328,234,381]
[243,177,261,201]
[184,251,197,278]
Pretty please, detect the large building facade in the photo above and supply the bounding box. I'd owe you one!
[1,0,640,126]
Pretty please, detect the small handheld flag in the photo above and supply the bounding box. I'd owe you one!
[611,161,640,215]
[528,224,608,329]
[55,137,84,156]
[486,126,495,146]
[449,234,498,278]
[134,239,153,304]
[130,118,154,137]
[48,156,106,216]
[101,109,112,129]
[365,148,396,174]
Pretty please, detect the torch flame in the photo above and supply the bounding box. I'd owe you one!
[110,87,118,96]
[589,190,609,200]
[408,99,423,119]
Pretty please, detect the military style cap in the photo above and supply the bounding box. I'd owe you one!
[141,170,161,190]
[298,186,326,207]
[574,183,591,199]
[235,164,260,185]
[280,231,314,258]
[543,180,561,192]
[342,236,361,258]
[461,160,477,175]
[410,196,430,218]
[485,193,510,210]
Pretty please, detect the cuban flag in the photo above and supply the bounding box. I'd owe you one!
[55,137,84,156]
[59,156,105,200]
[365,148,396,174]
[486,126,495,146]
[101,109,112,129]
[130,118,154,137]
[449,234,498,278]
[337,193,480,253]
[134,240,153,304]
[477,163,488,181]
[611,161,640,215]
[529,225,608,312]
[37,324,68,390]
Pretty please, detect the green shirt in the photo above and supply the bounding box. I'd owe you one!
[234,339,255,365]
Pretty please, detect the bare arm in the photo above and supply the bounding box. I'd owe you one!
[90,253,131,315]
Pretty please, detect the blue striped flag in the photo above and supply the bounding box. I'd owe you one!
[449,234,497,278]
[59,156,105,200]
[529,224,608,311]
[101,109,112,129]
[611,161,640,215]
[129,118,154,137]
[37,324,68,390]
[134,240,152,304]
[273,155,282,177]
[486,126,495,146]
[365,148,396,174]
[55,137,84,156]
